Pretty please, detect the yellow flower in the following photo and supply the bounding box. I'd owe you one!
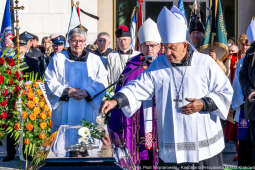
[27,92,34,100]
[33,107,40,115]
[39,133,46,139]
[33,97,39,104]
[50,131,57,142]
[22,112,28,119]
[24,138,30,145]
[36,89,43,96]
[39,101,45,108]
[40,112,47,120]
[40,122,47,130]
[25,84,31,90]
[25,123,33,131]
[44,105,49,112]
[29,113,36,121]
[26,101,35,109]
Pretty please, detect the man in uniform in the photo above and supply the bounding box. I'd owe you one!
[20,31,45,79]
[45,35,66,65]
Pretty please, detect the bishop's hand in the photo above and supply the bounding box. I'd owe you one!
[100,99,118,114]
[181,98,204,115]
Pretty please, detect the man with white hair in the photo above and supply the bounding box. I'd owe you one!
[45,27,108,133]
[93,32,113,69]
[100,6,233,169]
[109,18,161,168]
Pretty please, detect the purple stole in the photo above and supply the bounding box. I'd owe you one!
[109,54,158,168]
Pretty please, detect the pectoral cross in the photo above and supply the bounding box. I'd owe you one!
[174,95,182,108]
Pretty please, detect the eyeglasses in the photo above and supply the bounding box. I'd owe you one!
[70,39,85,44]
[142,44,159,49]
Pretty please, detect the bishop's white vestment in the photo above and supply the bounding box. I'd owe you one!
[118,51,233,163]
[107,50,140,84]
[45,51,108,132]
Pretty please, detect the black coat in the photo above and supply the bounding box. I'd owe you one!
[239,42,255,120]
[23,47,45,79]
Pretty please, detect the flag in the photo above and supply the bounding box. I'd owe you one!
[77,6,81,23]
[137,0,143,30]
[130,7,137,50]
[177,0,186,18]
[200,0,228,60]
[0,0,15,56]
[65,6,80,47]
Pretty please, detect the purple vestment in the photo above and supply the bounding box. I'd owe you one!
[109,54,158,168]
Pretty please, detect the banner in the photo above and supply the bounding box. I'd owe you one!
[200,0,228,60]
[0,0,15,56]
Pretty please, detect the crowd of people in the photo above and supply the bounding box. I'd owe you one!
[3,4,255,170]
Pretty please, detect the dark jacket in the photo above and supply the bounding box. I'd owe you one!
[239,42,255,120]
[24,47,45,79]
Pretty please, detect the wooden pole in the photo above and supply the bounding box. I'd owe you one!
[10,0,24,66]
[113,0,116,49]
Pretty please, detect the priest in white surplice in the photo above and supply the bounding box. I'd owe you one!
[100,6,233,169]
[45,28,108,132]
[106,25,140,84]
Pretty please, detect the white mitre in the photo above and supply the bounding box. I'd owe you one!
[138,18,161,44]
[157,6,188,43]
[246,18,255,43]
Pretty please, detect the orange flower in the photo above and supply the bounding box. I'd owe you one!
[42,138,49,147]
[47,111,52,117]
[44,105,49,112]
[24,138,30,145]
[29,113,36,121]
[25,123,33,131]
[49,120,51,128]
[33,107,40,115]
[14,123,20,130]
[25,84,31,90]
[28,88,33,94]
[40,122,47,130]
[22,112,28,119]
[39,101,45,108]
[33,97,39,104]
[40,112,47,120]
[27,92,34,99]
[36,89,43,96]
[39,133,46,139]
[50,131,57,142]
[26,101,35,108]
[33,82,38,88]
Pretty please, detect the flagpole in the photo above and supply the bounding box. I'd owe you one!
[10,0,24,66]
[113,0,116,49]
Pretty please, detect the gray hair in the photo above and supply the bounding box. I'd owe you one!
[68,28,86,40]
[97,32,110,40]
